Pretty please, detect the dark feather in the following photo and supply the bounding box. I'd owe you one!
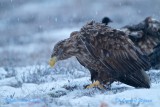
[149,43,160,69]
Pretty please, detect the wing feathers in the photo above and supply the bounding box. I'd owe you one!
[80,21,151,88]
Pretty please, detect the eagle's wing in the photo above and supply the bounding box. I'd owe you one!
[80,22,150,88]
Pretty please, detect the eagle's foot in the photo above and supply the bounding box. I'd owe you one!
[86,81,105,89]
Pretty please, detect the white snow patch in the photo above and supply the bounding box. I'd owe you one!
[0,66,159,107]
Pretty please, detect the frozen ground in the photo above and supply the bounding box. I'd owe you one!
[0,0,160,107]
[0,65,160,107]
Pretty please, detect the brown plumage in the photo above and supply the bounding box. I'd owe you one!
[50,21,151,88]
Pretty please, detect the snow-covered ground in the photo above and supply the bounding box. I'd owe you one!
[0,0,160,107]
[0,65,160,107]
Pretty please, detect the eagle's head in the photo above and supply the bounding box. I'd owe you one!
[49,32,80,67]
[145,17,160,37]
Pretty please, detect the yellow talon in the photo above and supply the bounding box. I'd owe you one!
[86,81,105,89]
[49,56,57,67]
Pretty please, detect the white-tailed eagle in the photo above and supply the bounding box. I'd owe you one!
[50,21,151,88]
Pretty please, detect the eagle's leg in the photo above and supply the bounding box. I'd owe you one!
[89,68,98,83]
[86,80,105,89]
[85,69,105,89]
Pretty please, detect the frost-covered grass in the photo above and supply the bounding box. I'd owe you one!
[0,64,160,107]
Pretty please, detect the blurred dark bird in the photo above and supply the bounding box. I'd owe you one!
[50,21,151,89]
[102,17,112,25]
[122,17,160,68]
[123,17,160,55]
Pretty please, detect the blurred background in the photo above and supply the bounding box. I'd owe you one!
[0,0,160,67]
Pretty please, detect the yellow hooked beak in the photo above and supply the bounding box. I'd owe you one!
[49,56,57,67]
